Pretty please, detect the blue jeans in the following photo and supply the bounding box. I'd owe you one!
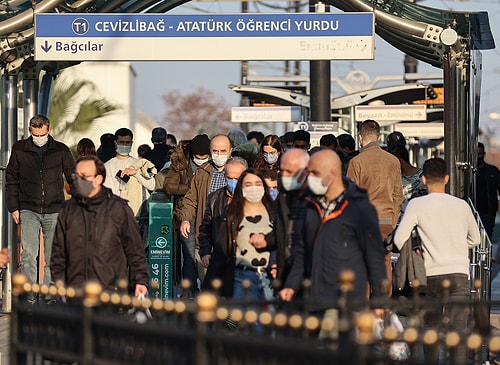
[233,267,274,303]
[180,219,198,292]
[20,210,58,286]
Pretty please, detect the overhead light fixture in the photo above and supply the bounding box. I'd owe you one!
[440,28,459,46]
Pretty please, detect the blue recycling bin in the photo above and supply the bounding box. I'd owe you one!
[148,192,174,300]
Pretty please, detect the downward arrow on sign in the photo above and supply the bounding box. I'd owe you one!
[41,41,51,53]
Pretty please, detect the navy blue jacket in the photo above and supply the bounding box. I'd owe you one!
[284,177,387,311]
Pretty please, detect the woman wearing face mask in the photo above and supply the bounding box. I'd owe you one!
[253,134,284,176]
[164,134,211,294]
[204,168,277,306]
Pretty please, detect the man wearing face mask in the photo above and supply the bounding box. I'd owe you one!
[103,128,156,217]
[164,134,211,296]
[280,150,387,338]
[6,114,74,304]
[273,148,310,287]
[178,134,232,293]
[199,157,248,280]
[51,155,149,296]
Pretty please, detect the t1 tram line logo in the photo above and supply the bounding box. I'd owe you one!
[72,18,90,35]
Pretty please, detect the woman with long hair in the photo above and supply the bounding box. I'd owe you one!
[253,134,284,175]
[204,168,276,302]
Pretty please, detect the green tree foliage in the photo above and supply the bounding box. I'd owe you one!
[49,73,120,141]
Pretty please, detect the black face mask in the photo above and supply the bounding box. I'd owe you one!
[73,177,94,198]
[477,157,485,166]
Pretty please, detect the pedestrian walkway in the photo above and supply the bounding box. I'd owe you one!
[0,314,9,364]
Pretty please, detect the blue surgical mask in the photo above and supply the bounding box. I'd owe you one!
[116,145,132,156]
[226,179,238,195]
[269,188,279,201]
[280,168,305,191]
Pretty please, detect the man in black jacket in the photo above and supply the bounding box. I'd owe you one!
[476,142,500,240]
[6,115,74,303]
[199,157,248,273]
[274,148,310,287]
[51,155,149,295]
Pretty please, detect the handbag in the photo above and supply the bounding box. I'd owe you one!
[373,313,411,361]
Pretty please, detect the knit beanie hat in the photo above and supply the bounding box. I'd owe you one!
[190,134,211,155]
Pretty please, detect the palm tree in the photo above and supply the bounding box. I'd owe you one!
[49,73,120,143]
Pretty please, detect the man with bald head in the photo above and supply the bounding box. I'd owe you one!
[280,149,387,337]
[178,134,232,293]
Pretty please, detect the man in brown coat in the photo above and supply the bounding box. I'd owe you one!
[347,120,403,293]
[178,134,232,292]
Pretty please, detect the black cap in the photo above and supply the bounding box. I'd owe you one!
[151,127,167,144]
[190,134,211,156]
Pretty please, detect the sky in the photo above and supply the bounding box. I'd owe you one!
[132,0,500,135]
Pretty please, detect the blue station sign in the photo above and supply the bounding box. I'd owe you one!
[35,12,375,61]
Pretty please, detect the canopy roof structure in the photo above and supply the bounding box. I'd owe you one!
[0,0,494,75]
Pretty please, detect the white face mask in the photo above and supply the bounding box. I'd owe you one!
[263,152,279,165]
[32,134,49,147]
[242,185,265,203]
[307,175,330,196]
[193,157,209,166]
[211,154,228,168]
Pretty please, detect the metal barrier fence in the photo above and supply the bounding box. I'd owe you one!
[10,272,500,365]
[468,199,493,302]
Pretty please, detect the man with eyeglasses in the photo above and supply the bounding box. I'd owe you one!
[6,114,74,304]
[51,155,149,296]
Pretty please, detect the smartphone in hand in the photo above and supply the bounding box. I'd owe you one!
[116,169,130,183]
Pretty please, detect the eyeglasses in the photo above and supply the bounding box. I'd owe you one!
[71,173,96,181]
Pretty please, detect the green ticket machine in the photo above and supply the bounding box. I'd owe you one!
[148,192,174,300]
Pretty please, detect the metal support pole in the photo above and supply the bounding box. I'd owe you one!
[39,72,54,117]
[444,38,474,200]
[240,0,249,108]
[309,1,331,125]
[1,73,19,313]
[443,48,458,196]
[23,79,39,138]
[404,55,418,83]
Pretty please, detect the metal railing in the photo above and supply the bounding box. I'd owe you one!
[9,272,500,365]
[468,199,493,302]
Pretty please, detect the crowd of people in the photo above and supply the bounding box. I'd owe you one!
[4,113,498,364]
